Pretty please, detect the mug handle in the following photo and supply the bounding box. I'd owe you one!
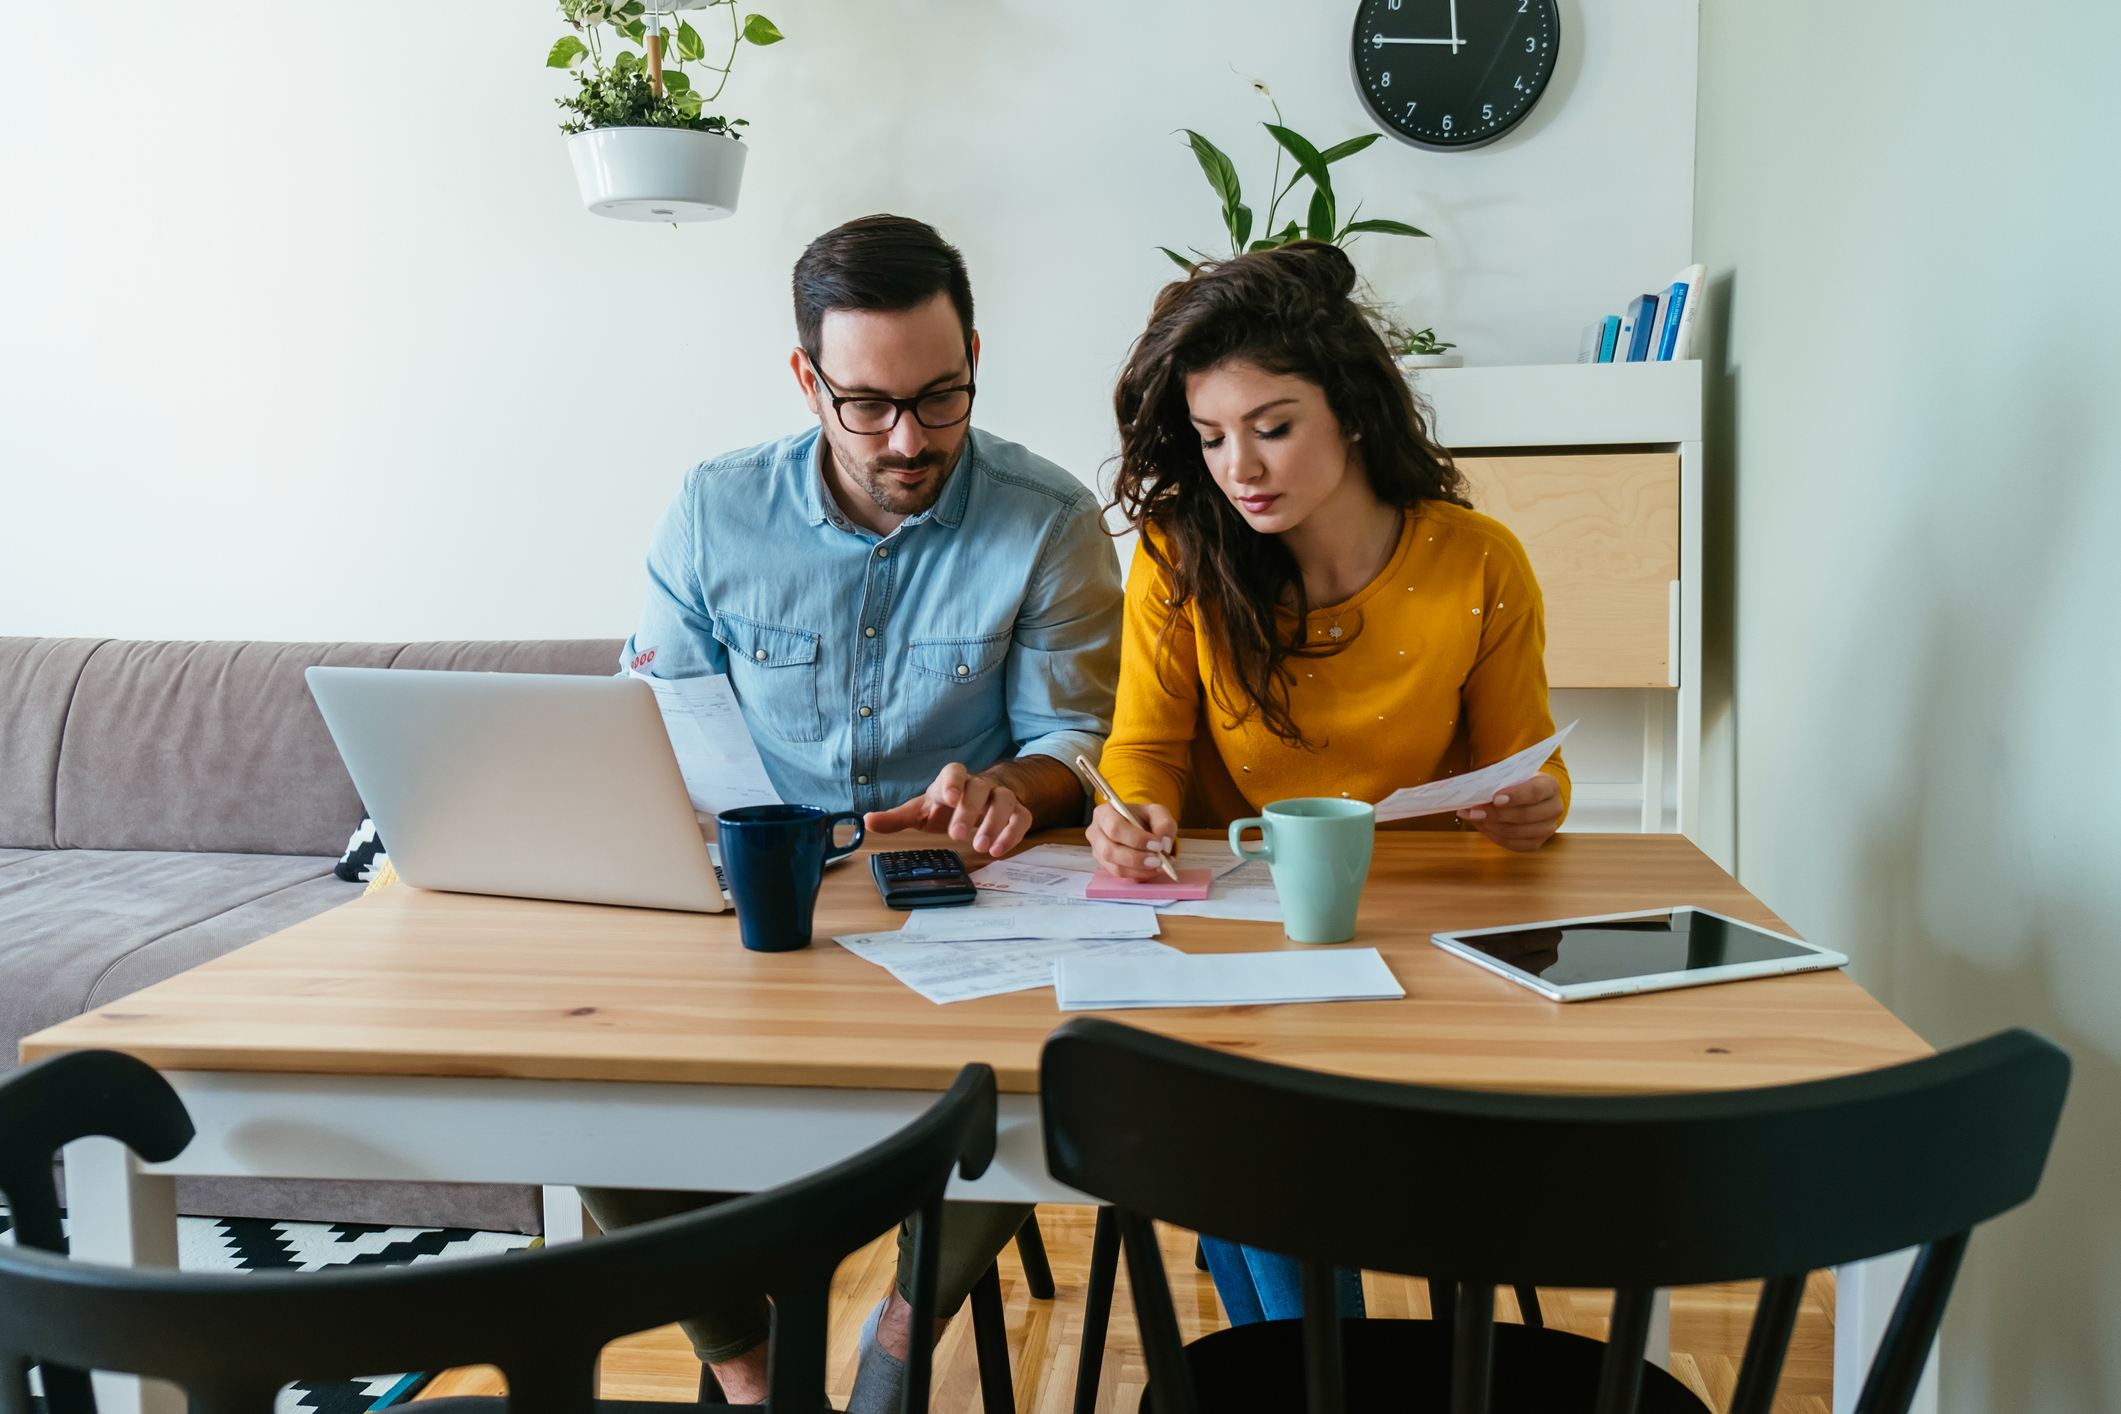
[824,811,866,863]
[1229,817,1273,863]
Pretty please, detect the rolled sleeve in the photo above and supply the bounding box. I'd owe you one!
[1004,498,1123,795]
[624,467,728,680]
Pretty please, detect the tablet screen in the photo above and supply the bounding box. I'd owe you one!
[1455,911,1815,986]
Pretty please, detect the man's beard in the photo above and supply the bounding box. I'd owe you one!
[828,431,965,518]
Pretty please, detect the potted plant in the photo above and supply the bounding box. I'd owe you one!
[547,0,783,223]
[1386,323,1462,370]
[1159,77,1429,271]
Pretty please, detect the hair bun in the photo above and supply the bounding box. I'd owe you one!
[1270,240,1358,301]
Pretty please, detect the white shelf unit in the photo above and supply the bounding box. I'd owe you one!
[1409,361,1724,855]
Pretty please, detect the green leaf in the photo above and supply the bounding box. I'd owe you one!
[620,18,645,42]
[1178,129,1247,251]
[1231,202,1252,252]
[741,13,785,44]
[1339,217,1430,239]
[546,34,590,67]
[675,19,706,61]
[1306,185,1335,242]
[1247,221,1303,253]
[613,47,641,73]
[1264,123,1334,207]
[663,68,692,92]
[1158,247,1198,273]
[1318,133,1380,165]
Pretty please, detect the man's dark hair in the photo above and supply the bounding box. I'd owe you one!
[792,214,975,364]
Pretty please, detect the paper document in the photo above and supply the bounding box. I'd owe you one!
[1053,947,1406,1011]
[1156,858,1284,922]
[837,934,1181,1005]
[631,670,782,816]
[1372,722,1577,823]
[975,845,1280,922]
[895,893,1159,941]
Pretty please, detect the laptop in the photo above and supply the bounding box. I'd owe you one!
[306,667,731,913]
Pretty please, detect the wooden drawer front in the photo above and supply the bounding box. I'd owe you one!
[1454,453,1680,688]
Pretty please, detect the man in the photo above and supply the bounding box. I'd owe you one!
[587,214,1123,1410]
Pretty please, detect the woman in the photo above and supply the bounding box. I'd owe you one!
[1087,241,1570,1324]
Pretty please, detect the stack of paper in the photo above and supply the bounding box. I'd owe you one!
[895,892,1158,941]
[971,844,1281,922]
[630,670,783,816]
[1372,722,1576,823]
[836,934,1181,1005]
[1053,948,1405,1011]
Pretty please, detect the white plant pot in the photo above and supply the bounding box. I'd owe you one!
[1395,353,1464,369]
[567,126,747,223]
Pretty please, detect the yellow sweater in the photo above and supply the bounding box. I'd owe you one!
[1098,502,1570,830]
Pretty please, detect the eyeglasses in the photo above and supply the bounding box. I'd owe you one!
[808,359,976,436]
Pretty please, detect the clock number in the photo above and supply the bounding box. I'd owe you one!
[1515,75,1524,91]
[1483,103,1493,120]
[1518,0,1528,9]
[1525,36,1537,51]
[1441,113,1452,132]
[1405,100,1417,117]
[1388,0,1401,8]
[1381,71,1391,87]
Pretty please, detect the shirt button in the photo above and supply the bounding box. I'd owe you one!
[864,627,877,638]
[859,706,872,717]
[956,664,970,676]
[876,546,889,559]
[857,775,868,785]
[753,649,768,661]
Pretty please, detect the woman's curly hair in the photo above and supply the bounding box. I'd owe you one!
[1109,240,1469,746]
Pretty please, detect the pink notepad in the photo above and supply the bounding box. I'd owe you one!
[1085,868,1214,901]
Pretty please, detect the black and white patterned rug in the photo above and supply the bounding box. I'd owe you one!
[0,1204,535,1414]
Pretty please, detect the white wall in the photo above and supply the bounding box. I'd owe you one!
[0,0,1696,643]
[1694,3,2121,1409]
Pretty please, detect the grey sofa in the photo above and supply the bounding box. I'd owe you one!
[1,636,623,1232]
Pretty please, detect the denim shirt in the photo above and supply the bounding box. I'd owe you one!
[623,425,1123,814]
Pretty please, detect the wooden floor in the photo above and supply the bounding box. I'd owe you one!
[416,1204,1835,1413]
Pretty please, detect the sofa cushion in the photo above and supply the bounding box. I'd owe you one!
[0,848,362,1070]
[52,641,404,856]
[34,638,626,857]
[0,638,107,849]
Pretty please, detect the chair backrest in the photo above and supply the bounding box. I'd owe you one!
[0,1050,996,1414]
[1040,1018,2069,1414]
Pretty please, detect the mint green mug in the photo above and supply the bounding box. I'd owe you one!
[1228,797,1377,944]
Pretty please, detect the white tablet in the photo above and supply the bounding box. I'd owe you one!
[1429,907,1847,1003]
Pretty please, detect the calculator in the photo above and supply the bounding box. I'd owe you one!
[870,849,978,909]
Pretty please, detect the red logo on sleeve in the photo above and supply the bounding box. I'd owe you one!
[630,648,657,672]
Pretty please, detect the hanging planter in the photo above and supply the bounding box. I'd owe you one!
[547,0,783,225]
[567,126,747,221]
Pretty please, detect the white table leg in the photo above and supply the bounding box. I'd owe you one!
[542,1185,588,1244]
[1641,691,1668,833]
[1835,1250,1939,1414]
[1646,1287,1672,1369]
[62,1137,185,1414]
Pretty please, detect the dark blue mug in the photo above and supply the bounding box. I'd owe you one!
[716,804,865,952]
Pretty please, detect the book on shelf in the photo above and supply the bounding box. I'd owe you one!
[1623,294,1658,361]
[1666,262,1705,360]
[1586,264,1706,364]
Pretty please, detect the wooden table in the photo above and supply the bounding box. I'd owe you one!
[23,829,1932,1414]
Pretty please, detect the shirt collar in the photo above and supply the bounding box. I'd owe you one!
[802,426,979,535]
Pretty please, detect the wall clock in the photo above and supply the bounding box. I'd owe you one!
[1351,0,1560,151]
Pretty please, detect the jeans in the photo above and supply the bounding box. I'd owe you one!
[1199,1235,1367,1326]
[577,1186,1033,1363]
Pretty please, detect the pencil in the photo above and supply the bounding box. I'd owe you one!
[1076,754,1181,883]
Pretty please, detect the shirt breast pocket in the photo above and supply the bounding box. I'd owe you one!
[897,631,1011,752]
[713,612,823,744]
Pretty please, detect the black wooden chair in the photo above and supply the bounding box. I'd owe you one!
[0,1048,999,1414]
[1040,1017,2070,1414]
